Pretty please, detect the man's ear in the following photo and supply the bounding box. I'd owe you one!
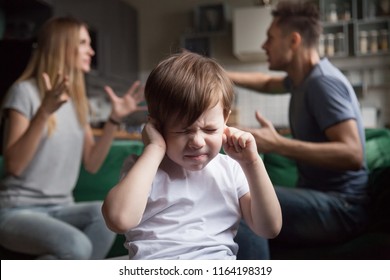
[290,31,302,50]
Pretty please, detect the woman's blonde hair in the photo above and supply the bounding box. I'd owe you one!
[145,51,234,130]
[19,16,89,135]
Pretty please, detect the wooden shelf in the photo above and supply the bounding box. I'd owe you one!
[92,128,141,140]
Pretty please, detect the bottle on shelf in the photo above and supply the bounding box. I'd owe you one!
[379,29,389,52]
[369,30,379,54]
[327,3,338,22]
[326,33,335,56]
[335,32,345,55]
[378,0,390,16]
[341,3,351,21]
[318,34,325,57]
[359,30,368,54]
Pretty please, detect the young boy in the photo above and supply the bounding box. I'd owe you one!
[102,51,282,260]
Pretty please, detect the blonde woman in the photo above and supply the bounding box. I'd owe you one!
[0,17,145,259]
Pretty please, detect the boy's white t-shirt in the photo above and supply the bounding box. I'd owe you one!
[122,153,249,260]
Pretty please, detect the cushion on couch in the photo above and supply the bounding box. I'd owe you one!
[365,128,390,171]
[263,134,298,188]
[263,152,297,188]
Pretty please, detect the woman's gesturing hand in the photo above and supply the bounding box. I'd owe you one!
[41,72,70,115]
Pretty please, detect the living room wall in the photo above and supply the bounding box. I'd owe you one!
[123,0,390,128]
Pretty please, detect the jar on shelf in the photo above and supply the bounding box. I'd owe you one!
[379,0,390,16]
[327,3,338,22]
[318,34,325,57]
[335,32,345,55]
[326,33,335,56]
[359,31,368,54]
[369,30,379,54]
[341,3,351,21]
[379,29,389,52]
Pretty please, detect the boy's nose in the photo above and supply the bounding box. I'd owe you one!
[188,132,205,149]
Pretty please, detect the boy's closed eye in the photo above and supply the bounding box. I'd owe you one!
[174,127,219,134]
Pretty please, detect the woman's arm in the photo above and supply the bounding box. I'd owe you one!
[3,108,49,176]
[82,81,146,173]
[81,121,117,173]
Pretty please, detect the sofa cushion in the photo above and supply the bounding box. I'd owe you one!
[261,134,297,188]
[263,151,297,188]
[365,128,390,171]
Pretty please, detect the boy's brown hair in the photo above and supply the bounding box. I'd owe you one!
[145,51,234,130]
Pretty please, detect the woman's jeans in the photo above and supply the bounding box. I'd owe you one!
[0,201,115,259]
[235,186,370,259]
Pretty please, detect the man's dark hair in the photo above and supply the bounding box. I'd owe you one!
[272,0,322,48]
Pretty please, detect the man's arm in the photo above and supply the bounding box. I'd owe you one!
[279,119,364,170]
[227,71,287,94]
[250,112,364,171]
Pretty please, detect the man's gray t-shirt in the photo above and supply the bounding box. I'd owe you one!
[285,58,368,200]
[0,79,85,207]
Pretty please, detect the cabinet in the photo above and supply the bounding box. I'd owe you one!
[180,3,228,57]
[317,0,390,58]
[0,0,52,105]
[232,6,273,61]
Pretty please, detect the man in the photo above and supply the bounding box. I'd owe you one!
[229,0,370,259]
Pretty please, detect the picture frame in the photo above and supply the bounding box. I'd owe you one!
[194,3,227,34]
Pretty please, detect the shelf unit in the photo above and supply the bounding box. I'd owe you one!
[315,0,390,58]
[180,3,228,57]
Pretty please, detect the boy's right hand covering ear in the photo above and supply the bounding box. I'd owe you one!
[142,119,166,152]
[41,72,69,114]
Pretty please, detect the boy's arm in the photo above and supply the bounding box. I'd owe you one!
[102,123,166,234]
[223,127,282,238]
[239,160,282,239]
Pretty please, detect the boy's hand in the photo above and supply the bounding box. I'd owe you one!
[223,126,259,163]
[142,120,166,152]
